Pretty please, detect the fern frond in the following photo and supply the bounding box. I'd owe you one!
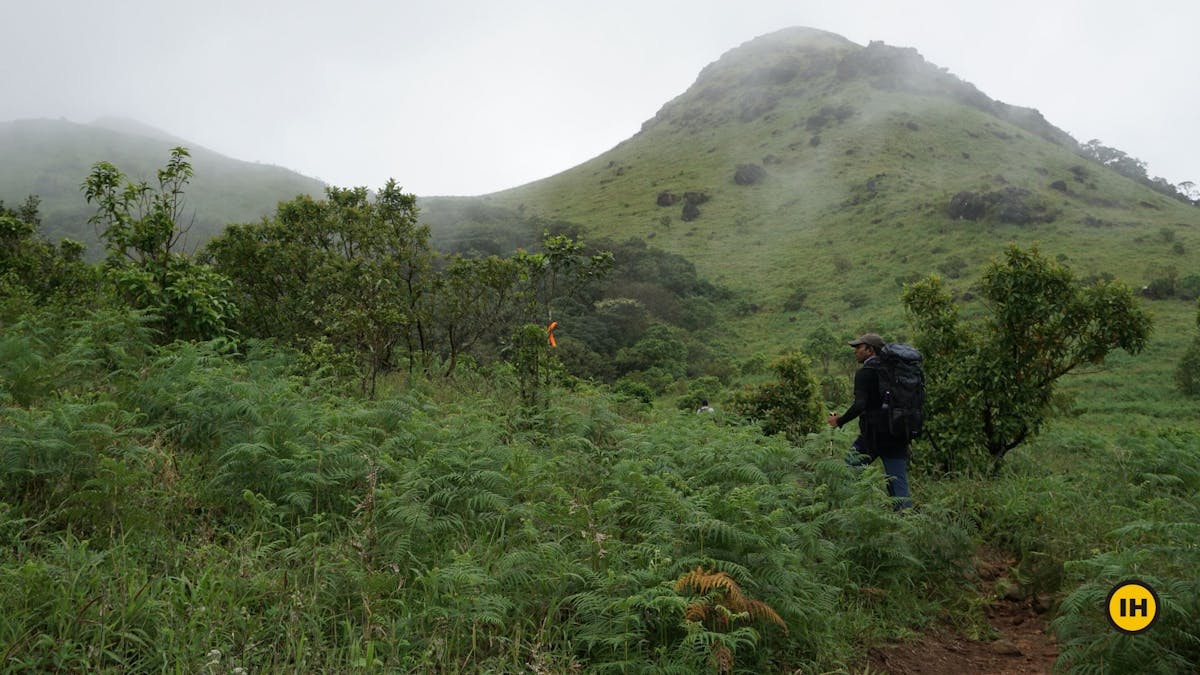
[675,566,734,596]
[685,601,709,623]
[711,643,733,674]
[744,599,786,631]
[674,567,787,633]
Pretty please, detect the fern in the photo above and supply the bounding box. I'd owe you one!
[0,332,52,405]
[675,567,787,631]
[0,399,143,516]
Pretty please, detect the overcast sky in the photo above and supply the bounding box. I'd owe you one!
[3,0,1197,196]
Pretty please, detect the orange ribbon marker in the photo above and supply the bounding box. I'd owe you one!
[547,321,558,348]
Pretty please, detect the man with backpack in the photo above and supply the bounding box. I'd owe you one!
[826,333,919,510]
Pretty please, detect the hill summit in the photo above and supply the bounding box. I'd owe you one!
[423,26,1197,351]
[641,26,1075,148]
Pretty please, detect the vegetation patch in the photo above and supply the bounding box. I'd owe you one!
[946,187,1059,224]
[680,191,710,222]
[4,24,1200,670]
[805,104,855,132]
[734,163,767,185]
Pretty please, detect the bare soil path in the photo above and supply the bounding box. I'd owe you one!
[868,551,1060,674]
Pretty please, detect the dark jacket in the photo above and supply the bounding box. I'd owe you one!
[837,356,907,458]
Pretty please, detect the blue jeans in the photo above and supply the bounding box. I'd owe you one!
[846,438,912,510]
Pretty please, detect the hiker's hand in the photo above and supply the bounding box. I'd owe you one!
[827,412,839,428]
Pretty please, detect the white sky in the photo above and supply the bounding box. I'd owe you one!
[3,0,1197,196]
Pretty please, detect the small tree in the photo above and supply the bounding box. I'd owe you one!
[733,351,824,445]
[903,245,1152,473]
[83,147,237,341]
[505,323,555,407]
[803,325,841,374]
[1177,301,1200,397]
[429,254,524,376]
[205,180,430,393]
[0,196,93,305]
[1177,180,1199,204]
[1081,139,1148,182]
[433,233,611,378]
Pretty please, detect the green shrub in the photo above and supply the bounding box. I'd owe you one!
[782,287,808,311]
[1178,304,1200,397]
[1178,337,1200,397]
[1179,274,1200,301]
[614,378,654,404]
[614,324,688,378]
[732,352,824,445]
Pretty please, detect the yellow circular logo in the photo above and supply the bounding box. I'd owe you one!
[1106,580,1160,634]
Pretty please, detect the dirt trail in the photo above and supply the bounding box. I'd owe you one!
[868,552,1060,674]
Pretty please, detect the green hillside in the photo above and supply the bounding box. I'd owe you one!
[2,26,1199,673]
[423,27,1199,356]
[0,117,325,255]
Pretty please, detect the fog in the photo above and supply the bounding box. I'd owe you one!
[3,0,1196,196]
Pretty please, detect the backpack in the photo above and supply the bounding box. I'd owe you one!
[871,343,925,441]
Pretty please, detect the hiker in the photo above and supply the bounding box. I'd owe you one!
[826,333,912,510]
[696,398,715,414]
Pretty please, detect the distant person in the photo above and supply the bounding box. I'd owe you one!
[826,333,912,510]
[696,398,715,414]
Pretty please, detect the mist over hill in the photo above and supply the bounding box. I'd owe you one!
[0,117,325,256]
[1,26,1198,673]
[421,26,1199,354]
[3,26,1195,321]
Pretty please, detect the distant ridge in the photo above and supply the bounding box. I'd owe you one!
[0,117,326,256]
[88,116,186,143]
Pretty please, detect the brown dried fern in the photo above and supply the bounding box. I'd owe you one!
[712,644,734,674]
[674,566,787,632]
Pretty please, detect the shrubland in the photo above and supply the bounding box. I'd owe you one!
[1,302,986,672]
[4,294,1196,671]
[6,25,1200,664]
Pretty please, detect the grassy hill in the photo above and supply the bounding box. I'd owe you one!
[2,26,1198,673]
[422,27,1200,359]
[0,117,325,256]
